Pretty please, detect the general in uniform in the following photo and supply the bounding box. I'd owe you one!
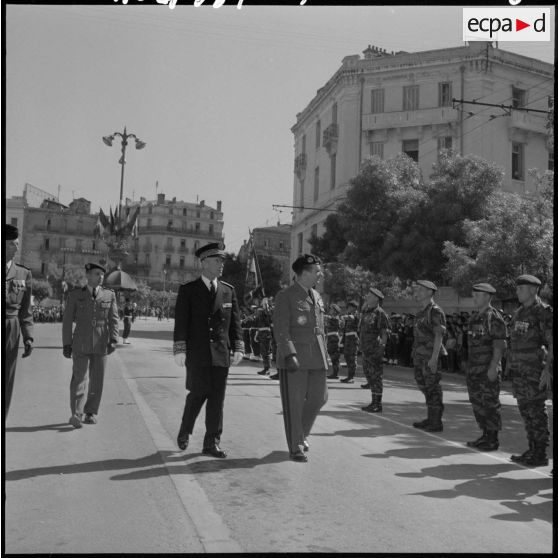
[273,254,328,462]
[465,283,507,451]
[4,224,34,419]
[360,287,390,413]
[325,304,342,379]
[411,280,447,432]
[173,243,244,458]
[340,301,359,383]
[62,263,119,428]
[507,275,553,467]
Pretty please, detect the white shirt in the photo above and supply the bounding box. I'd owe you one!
[201,275,217,292]
[88,286,99,298]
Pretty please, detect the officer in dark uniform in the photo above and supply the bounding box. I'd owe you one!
[411,280,447,432]
[340,301,359,383]
[465,283,507,451]
[173,242,244,458]
[273,254,328,462]
[4,224,34,419]
[62,263,119,428]
[507,274,553,467]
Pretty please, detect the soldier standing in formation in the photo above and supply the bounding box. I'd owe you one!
[273,254,328,462]
[340,300,359,383]
[411,280,446,432]
[325,303,342,379]
[465,283,507,451]
[62,263,119,428]
[256,298,274,376]
[4,224,34,419]
[507,275,553,467]
[359,287,391,413]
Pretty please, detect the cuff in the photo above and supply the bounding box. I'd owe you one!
[233,340,245,353]
[173,341,187,355]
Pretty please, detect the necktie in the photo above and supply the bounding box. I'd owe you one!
[92,288,97,300]
[209,281,216,299]
[308,289,314,304]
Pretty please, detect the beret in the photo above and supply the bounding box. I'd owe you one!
[195,242,225,260]
[292,253,322,273]
[369,287,384,299]
[516,274,541,286]
[85,262,106,273]
[5,224,19,240]
[347,300,359,308]
[472,283,496,294]
[416,280,437,292]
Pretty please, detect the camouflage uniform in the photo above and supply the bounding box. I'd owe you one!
[466,306,507,440]
[254,307,273,372]
[508,296,553,462]
[341,312,359,381]
[360,306,390,396]
[324,314,342,378]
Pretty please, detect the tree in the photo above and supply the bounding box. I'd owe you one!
[308,213,348,262]
[222,253,247,302]
[258,254,284,298]
[31,279,51,303]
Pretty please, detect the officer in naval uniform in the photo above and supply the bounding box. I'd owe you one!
[5,224,34,419]
[273,254,328,462]
[62,263,119,428]
[173,243,244,458]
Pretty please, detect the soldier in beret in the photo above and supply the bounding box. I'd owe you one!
[325,303,342,379]
[5,224,34,419]
[507,275,553,467]
[62,263,119,428]
[173,242,244,458]
[340,300,360,383]
[465,283,507,451]
[273,254,328,462]
[411,280,447,432]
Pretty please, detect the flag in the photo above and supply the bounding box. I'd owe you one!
[244,235,265,304]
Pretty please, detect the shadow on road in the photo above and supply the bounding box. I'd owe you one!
[5,423,74,433]
[124,330,173,341]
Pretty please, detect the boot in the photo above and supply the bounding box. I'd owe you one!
[476,430,499,451]
[510,439,535,463]
[413,407,431,429]
[362,393,382,413]
[424,407,443,432]
[257,367,270,376]
[523,441,549,467]
[466,429,488,448]
[361,382,370,389]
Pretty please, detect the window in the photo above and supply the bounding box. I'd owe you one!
[549,151,554,171]
[46,219,51,231]
[10,217,17,227]
[180,256,185,268]
[403,85,419,111]
[512,142,525,180]
[313,166,320,201]
[330,153,336,190]
[147,218,152,228]
[180,238,186,250]
[148,206,152,214]
[195,222,200,233]
[264,239,269,248]
[438,82,452,107]
[196,210,201,218]
[41,262,46,275]
[166,255,172,267]
[300,179,305,207]
[182,208,187,216]
[167,220,173,229]
[166,237,173,248]
[279,240,284,250]
[402,139,419,162]
[297,233,303,255]
[210,211,214,220]
[370,89,385,114]
[146,253,150,265]
[169,207,173,215]
[302,134,306,153]
[92,240,96,250]
[332,102,338,125]
[370,142,384,158]
[209,224,214,235]
[44,238,50,250]
[315,120,321,148]
[311,224,318,239]
[437,136,452,153]
[512,87,526,109]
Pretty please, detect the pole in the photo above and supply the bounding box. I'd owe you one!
[118,127,128,229]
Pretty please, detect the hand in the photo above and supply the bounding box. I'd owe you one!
[231,351,243,366]
[174,353,186,367]
[285,354,300,373]
[427,358,437,373]
[487,365,498,382]
[107,341,117,355]
[63,345,72,359]
[22,341,33,358]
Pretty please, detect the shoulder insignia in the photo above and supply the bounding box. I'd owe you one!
[219,280,235,289]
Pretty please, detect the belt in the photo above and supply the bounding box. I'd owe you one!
[345,331,358,337]
[326,332,339,337]
[258,327,271,332]
[91,320,107,326]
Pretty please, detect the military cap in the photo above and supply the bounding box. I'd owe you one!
[516,274,541,287]
[195,242,225,260]
[291,253,322,273]
[347,300,359,308]
[472,283,496,294]
[5,224,19,240]
[85,262,106,273]
[369,286,384,299]
[416,280,437,292]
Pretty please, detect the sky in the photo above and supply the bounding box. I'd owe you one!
[4,3,555,252]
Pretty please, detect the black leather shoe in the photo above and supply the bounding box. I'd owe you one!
[177,434,189,451]
[289,451,308,462]
[340,377,354,383]
[269,373,279,380]
[257,369,269,375]
[202,445,227,458]
[360,383,370,389]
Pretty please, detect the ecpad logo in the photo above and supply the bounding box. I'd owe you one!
[463,8,551,42]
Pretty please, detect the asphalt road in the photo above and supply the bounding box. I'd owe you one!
[4,318,553,553]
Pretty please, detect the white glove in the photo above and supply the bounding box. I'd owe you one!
[231,351,243,366]
[174,353,186,367]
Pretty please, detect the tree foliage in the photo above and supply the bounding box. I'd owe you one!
[31,279,52,302]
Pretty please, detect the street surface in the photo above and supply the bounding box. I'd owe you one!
[4,318,553,553]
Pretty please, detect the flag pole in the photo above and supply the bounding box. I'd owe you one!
[252,235,266,298]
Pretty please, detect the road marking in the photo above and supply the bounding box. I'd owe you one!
[112,352,243,553]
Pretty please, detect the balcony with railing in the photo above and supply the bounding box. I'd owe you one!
[141,225,222,239]
[508,110,547,134]
[294,152,307,180]
[322,123,339,155]
[362,107,459,131]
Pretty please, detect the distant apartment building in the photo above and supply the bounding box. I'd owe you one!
[291,41,554,260]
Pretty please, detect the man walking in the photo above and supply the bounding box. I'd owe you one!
[273,254,328,462]
[173,243,244,458]
[5,224,34,419]
[62,263,119,428]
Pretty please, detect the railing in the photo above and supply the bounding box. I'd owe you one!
[140,225,222,239]
[362,107,459,130]
[294,152,307,179]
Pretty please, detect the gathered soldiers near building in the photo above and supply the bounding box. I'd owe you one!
[255,298,274,376]
[359,287,391,413]
[5,224,34,419]
[62,263,119,428]
[411,280,447,432]
[339,300,360,383]
[507,275,553,468]
[325,303,343,379]
[465,283,507,452]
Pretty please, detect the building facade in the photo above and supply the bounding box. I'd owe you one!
[290,41,554,260]
[6,196,27,254]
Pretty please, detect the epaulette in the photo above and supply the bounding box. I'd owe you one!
[219,280,235,289]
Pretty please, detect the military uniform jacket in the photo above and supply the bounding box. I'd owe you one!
[273,282,328,370]
[359,306,390,349]
[467,305,507,370]
[5,262,34,342]
[173,277,244,369]
[412,301,446,360]
[62,286,119,355]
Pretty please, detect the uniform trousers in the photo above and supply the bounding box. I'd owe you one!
[5,317,21,419]
[122,317,131,339]
[414,357,444,412]
[278,367,328,454]
[70,352,107,416]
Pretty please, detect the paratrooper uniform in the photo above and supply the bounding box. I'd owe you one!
[340,303,359,383]
[325,306,342,379]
